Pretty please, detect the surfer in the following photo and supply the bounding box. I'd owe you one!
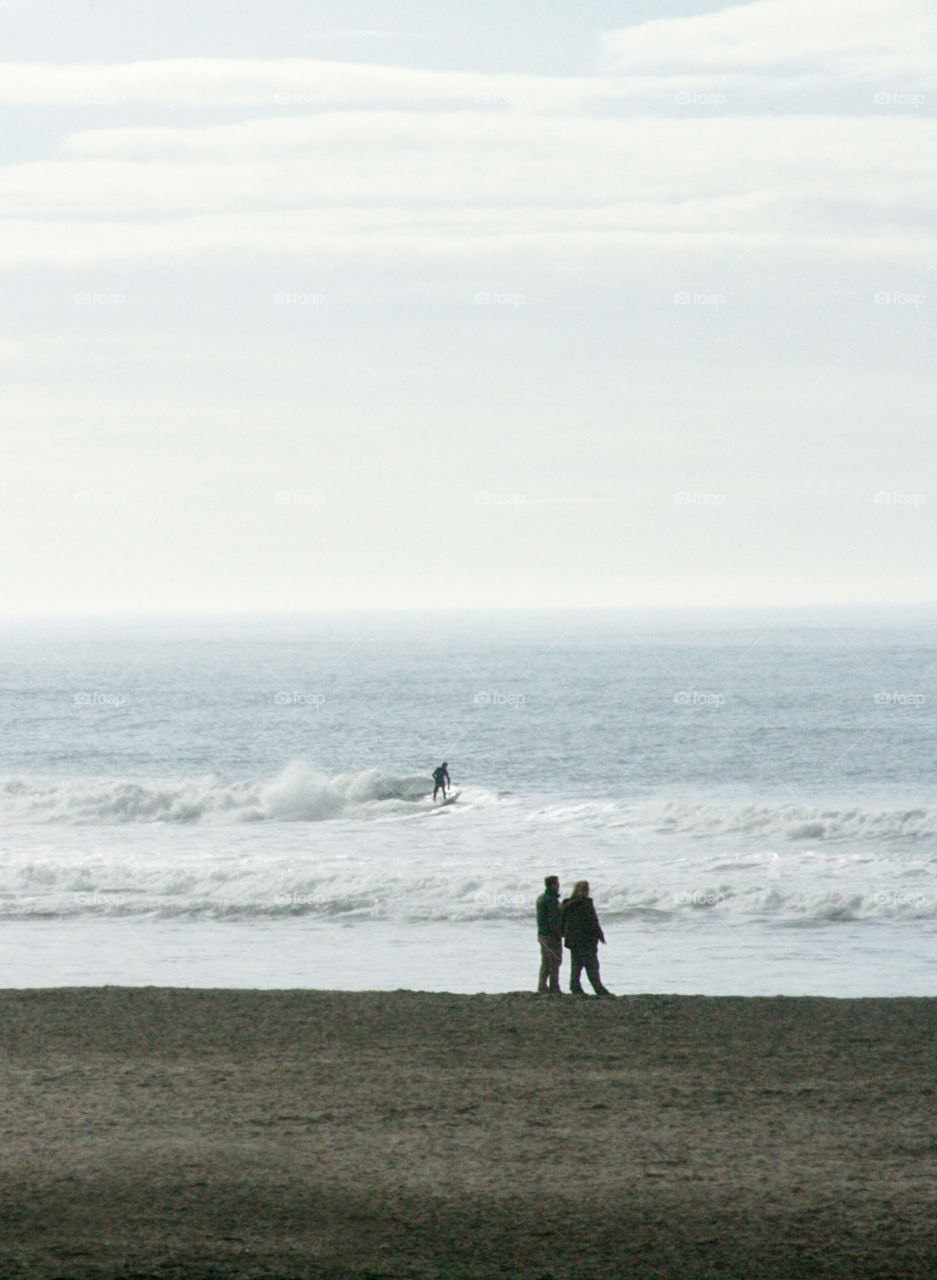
[432,761,450,802]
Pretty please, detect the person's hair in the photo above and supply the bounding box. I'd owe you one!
[570,880,590,899]
[544,875,559,890]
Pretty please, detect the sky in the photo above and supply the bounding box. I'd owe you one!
[2,0,935,613]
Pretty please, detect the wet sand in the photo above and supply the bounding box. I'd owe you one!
[1,988,935,1278]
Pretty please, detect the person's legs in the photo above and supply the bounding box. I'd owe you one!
[549,941,562,993]
[538,937,562,993]
[583,946,611,995]
[569,947,585,993]
[537,938,551,993]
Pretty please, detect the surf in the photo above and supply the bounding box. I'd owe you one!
[0,762,438,825]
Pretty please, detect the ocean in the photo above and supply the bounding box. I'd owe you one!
[2,609,935,995]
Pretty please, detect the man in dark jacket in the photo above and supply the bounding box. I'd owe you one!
[535,875,563,994]
[561,880,613,996]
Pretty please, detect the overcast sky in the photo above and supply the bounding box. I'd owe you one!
[2,0,935,613]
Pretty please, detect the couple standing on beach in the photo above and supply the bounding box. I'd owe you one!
[536,876,613,997]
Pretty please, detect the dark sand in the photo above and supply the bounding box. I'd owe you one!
[1,989,935,1279]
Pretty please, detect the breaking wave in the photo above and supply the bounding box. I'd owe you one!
[1,767,935,848]
[0,769,933,924]
[0,862,933,923]
[0,763,435,824]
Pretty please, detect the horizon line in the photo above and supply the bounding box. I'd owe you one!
[2,600,937,622]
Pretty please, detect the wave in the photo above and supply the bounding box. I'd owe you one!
[0,763,437,825]
[1,765,935,849]
[618,798,937,845]
[1,767,932,927]
[0,862,933,923]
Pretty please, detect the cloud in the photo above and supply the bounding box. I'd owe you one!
[4,20,934,122]
[0,58,627,112]
[601,0,937,86]
[0,110,924,248]
[310,30,435,42]
[1,12,934,615]
[1,29,933,276]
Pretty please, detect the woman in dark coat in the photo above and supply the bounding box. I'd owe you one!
[561,880,613,996]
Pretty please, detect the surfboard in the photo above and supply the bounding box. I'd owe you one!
[439,790,461,806]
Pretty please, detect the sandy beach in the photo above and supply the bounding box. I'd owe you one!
[1,989,934,1278]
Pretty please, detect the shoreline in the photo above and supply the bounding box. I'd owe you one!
[3,989,935,1278]
[5,915,932,997]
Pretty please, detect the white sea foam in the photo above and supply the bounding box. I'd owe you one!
[1,856,933,923]
[0,763,436,824]
[2,765,937,849]
[0,779,933,925]
[620,797,937,844]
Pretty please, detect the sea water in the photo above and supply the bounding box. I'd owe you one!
[1,609,934,995]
